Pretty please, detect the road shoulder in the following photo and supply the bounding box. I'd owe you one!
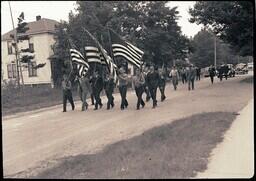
[196,99,254,178]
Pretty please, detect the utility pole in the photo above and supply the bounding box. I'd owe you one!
[214,35,217,69]
[8,1,20,88]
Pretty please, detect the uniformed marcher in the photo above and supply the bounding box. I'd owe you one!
[62,74,75,112]
[77,74,92,111]
[208,65,216,84]
[196,67,201,81]
[89,75,95,105]
[158,67,166,101]
[146,65,159,108]
[223,64,229,80]
[132,68,146,110]
[104,73,115,110]
[217,65,223,81]
[118,67,129,110]
[180,67,187,84]
[143,66,151,102]
[169,66,179,90]
[91,71,103,110]
[187,64,196,90]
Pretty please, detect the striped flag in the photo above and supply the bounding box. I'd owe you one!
[100,48,118,83]
[84,32,106,65]
[70,48,89,77]
[83,28,118,83]
[109,29,144,68]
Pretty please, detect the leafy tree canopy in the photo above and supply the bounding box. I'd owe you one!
[189,1,253,56]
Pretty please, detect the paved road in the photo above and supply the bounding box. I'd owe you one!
[2,74,253,177]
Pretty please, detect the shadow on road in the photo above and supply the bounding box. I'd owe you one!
[30,112,237,179]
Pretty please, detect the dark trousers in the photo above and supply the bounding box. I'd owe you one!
[224,73,228,80]
[188,78,195,90]
[63,90,75,111]
[135,86,145,109]
[172,77,178,90]
[105,89,114,109]
[219,74,223,81]
[181,74,186,84]
[149,86,157,107]
[210,75,214,84]
[119,85,128,109]
[145,86,151,101]
[196,74,200,81]
[91,94,94,105]
[159,84,166,101]
[93,88,102,109]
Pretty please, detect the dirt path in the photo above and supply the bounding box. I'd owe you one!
[2,75,253,178]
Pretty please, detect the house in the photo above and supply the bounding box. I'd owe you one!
[1,16,59,87]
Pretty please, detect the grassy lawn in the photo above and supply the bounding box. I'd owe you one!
[31,112,236,179]
[1,86,80,116]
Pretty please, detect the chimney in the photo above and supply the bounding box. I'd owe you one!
[36,15,41,21]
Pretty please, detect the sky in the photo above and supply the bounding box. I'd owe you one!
[1,1,203,37]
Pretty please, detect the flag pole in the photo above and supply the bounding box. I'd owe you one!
[107,28,116,67]
[63,28,74,80]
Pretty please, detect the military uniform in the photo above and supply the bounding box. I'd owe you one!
[133,71,146,110]
[104,75,115,110]
[187,66,196,90]
[62,76,75,112]
[169,67,179,91]
[217,66,223,81]
[146,67,159,108]
[196,67,201,81]
[180,68,187,84]
[78,76,92,111]
[143,69,151,102]
[223,64,229,80]
[158,68,166,101]
[91,73,103,110]
[118,68,129,110]
[89,76,95,105]
[208,66,216,84]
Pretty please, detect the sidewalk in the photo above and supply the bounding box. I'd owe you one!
[196,99,254,178]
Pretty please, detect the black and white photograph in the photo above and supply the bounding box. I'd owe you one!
[1,1,254,179]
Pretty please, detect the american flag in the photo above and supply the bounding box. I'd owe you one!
[109,29,144,68]
[83,28,118,83]
[70,48,89,77]
[84,32,106,65]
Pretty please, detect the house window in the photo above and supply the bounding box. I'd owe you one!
[7,41,13,54]
[28,62,37,77]
[29,43,34,52]
[7,64,17,78]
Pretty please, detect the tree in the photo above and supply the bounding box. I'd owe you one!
[190,29,237,68]
[189,1,253,56]
[51,1,190,82]
[50,21,73,87]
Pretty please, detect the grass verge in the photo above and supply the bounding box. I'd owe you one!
[29,112,236,179]
[1,86,80,116]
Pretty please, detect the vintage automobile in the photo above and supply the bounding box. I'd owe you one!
[235,63,248,75]
[216,64,235,78]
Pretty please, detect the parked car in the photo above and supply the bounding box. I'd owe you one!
[247,62,253,71]
[235,63,248,75]
[216,64,235,78]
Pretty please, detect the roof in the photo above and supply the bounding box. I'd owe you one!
[1,18,59,41]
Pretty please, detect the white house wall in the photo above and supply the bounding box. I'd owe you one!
[1,33,56,85]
